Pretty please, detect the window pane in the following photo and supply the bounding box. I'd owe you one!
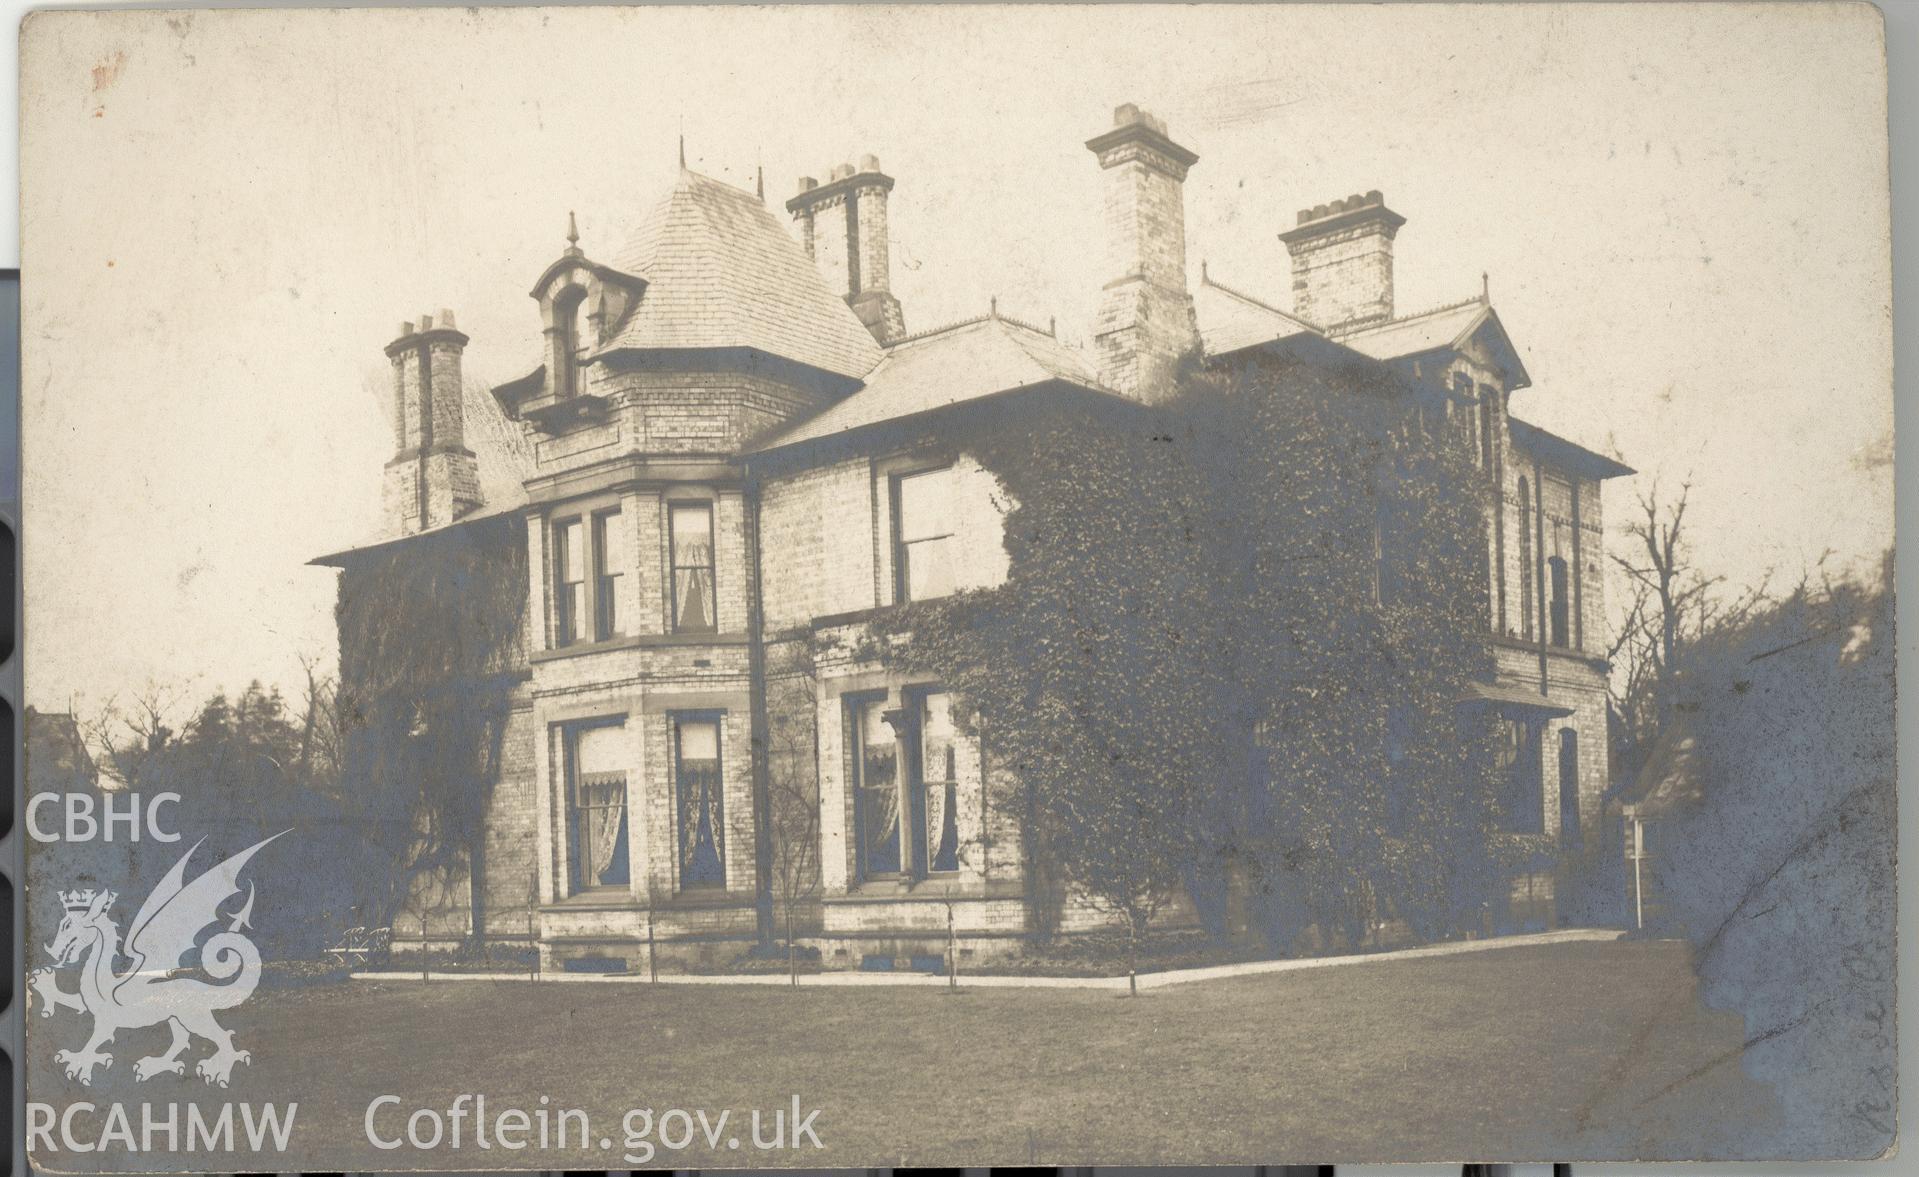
[594,511,622,640]
[567,723,628,890]
[574,723,623,773]
[856,699,900,875]
[558,519,585,582]
[897,467,954,543]
[671,503,715,633]
[596,511,624,572]
[921,693,959,873]
[904,536,955,601]
[670,503,711,553]
[676,719,725,886]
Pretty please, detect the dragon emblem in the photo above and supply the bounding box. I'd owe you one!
[30,832,286,1088]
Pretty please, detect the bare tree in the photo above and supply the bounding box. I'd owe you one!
[1609,479,1770,777]
[75,680,189,788]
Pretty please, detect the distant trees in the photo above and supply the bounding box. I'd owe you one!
[74,676,364,958]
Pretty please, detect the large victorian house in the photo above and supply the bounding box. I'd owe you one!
[318,103,1630,970]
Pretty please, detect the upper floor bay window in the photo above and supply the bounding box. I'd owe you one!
[552,507,622,647]
[893,466,957,603]
[593,510,623,640]
[670,502,717,634]
[554,517,586,646]
[674,715,726,887]
[565,722,629,892]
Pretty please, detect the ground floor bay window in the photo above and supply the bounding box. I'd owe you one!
[674,714,726,887]
[849,688,966,882]
[566,722,629,892]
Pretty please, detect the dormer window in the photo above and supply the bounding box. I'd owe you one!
[553,285,590,398]
[501,235,644,423]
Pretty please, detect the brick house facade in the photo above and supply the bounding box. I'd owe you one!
[318,103,1630,970]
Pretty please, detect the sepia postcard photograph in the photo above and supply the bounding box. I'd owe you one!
[16,3,1897,1169]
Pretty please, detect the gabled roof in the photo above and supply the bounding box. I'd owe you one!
[1333,298,1531,389]
[1193,271,1320,356]
[752,314,1114,453]
[602,170,883,380]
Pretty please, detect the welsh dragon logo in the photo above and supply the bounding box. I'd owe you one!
[30,832,286,1088]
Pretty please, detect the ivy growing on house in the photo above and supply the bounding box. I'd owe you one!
[864,347,1515,960]
[334,513,528,939]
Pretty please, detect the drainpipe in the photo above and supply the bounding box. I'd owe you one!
[1534,454,1549,697]
[744,468,776,948]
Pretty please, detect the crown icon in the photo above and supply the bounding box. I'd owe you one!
[59,888,112,912]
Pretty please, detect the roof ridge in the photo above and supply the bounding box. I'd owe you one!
[1200,271,1321,330]
[1337,294,1486,336]
[887,307,1058,349]
[888,314,995,347]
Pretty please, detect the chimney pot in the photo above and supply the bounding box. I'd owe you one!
[858,153,881,173]
[830,162,853,182]
[1280,189,1407,328]
[419,313,434,330]
[439,308,456,329]
[798,176,817,192]
[1087,101,1199,403]
[400,320,415,337]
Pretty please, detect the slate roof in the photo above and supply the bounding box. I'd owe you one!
[1508,417,1635,480]
[602,170,883,379]
[1332,297,1530,389]
[1193,272,1320,356]
[753,315,1113,452]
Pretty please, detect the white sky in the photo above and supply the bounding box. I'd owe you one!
[21,3,1891,713]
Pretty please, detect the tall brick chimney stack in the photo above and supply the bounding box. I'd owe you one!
[1086,103,1201,403]
[788,155,906,344]
[383,309,482,536]
[1279,191,1407,330]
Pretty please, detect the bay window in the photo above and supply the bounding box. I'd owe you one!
[851,696,901,877]
[553,517,586,646]
[551,507,622,647]
[674,715,726,887]
[565,722,629,892]
[849,688,964,881]
[919,691,960,874]
[669,502,716,634]
[593,509,623,641]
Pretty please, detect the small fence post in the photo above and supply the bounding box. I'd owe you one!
[947,899,958,991]
[648,912,659,983]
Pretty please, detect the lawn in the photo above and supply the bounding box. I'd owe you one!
[25,938,1780,1170]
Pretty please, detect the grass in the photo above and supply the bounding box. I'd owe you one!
[26,938,1779,1170]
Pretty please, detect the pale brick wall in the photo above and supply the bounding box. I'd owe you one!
[1288,223,1397,328]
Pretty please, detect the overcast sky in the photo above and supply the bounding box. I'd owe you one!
[21,3,1890,714]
